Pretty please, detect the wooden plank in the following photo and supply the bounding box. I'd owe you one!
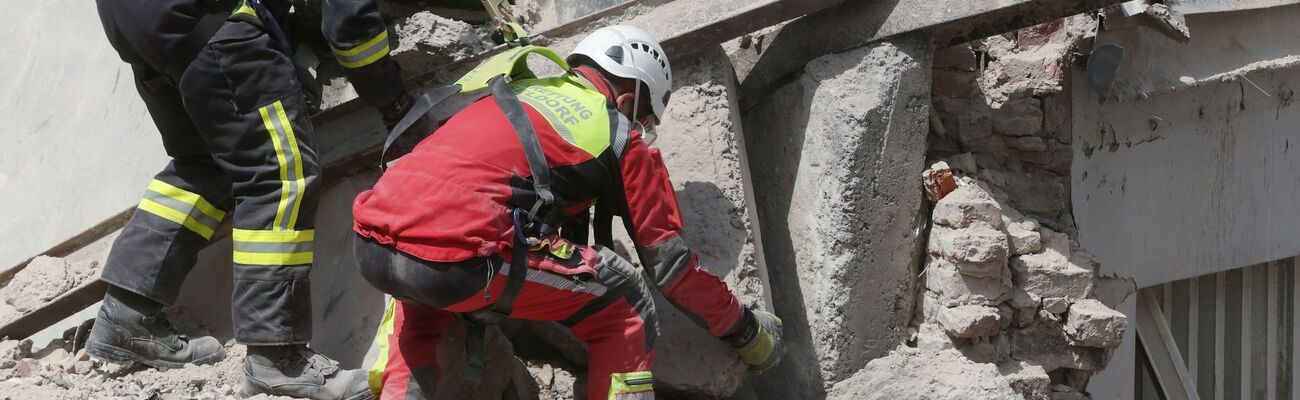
[1167,282,1175,324]
[1191,277,1200,385]
[1138,288,1201,400]
[0,208,132,287]
[1270,262,1280,400]
[1294,258,1299,400]
[1217,271,1226,400]
[1245,265,1254,400]
[0,280,107,340]
[737,0,1127,109]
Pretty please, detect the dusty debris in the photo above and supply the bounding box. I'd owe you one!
[0,341,300,400]
[1063,299,1127,348]
[923,161,959,202]
[827,348,1034,400]
[1142,3,1190,42]
[390,11,493,73]
[897,177,1129,395]
[936,304,1004,338]
[932,181,1005,229]
[1,256,97,314]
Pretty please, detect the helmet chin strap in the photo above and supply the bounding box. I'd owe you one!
[610,29,655,144]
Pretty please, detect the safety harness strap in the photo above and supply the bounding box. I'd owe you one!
[379,84,462,170]
[461,232,529,381]
[463,78,553,382]
[490,76,555,216]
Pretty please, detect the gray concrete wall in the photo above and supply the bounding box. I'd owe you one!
[742,33,933,397]
[1074,7,1300,398]
[0,0,169,271]
[1072,7,1300,289]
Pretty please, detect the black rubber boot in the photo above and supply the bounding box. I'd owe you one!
[86,286,225,369]
[242,345,375,400]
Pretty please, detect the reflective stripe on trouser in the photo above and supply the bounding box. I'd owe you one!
[320,0,405,107]
[102,159,233,305]
[353,237,657,399]
[610,371,654,400]
[99,13,320,344]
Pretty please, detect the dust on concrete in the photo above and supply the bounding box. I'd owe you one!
[1,256,97,314]
[390,11,493,73]
[0,339,301,400]
[828,347,1032,400]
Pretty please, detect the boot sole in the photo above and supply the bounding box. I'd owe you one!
[240,379,377,400]
[240,384,376,400]
[86,341,225,371]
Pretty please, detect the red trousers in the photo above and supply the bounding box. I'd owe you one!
[356,237,743,399]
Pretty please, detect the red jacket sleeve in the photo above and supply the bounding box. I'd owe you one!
[614,132,696,289]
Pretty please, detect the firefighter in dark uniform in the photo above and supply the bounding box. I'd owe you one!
[88,0,410,398]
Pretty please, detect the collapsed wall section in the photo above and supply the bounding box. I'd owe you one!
[742,32,934,396]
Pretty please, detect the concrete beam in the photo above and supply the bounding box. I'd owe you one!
[743,32,933,396]
[738,0,1125,109]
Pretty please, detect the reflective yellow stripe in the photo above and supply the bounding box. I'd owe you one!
[515,77,612,157]
[333,31,390,69]
[337,44,390,68]
[367,298,398,394]
[232,250,313,266]
[273,102,307,229]
[608,371,653,399]
[259,105,292,231]
[232,229,314,243]
[233,1,257,17]
[232,229,314,266]
[138,199,216,239]
[147,180,225,222]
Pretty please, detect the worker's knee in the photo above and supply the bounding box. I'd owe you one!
[592,246,658,332]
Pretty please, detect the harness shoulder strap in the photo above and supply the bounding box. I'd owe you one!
[379,84,463,170]
[457,45,571,92]
[379,45,571,171]
[490,77,555,214]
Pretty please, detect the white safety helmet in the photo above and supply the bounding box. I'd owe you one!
[567,25,672,121]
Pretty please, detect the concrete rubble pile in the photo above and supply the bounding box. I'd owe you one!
[838,168,1132,400]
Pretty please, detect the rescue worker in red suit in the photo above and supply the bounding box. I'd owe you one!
[350,26,786,399]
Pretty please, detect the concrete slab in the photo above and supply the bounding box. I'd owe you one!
[742,33,933,397]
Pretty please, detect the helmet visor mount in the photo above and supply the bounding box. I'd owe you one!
[610,29,660,145]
